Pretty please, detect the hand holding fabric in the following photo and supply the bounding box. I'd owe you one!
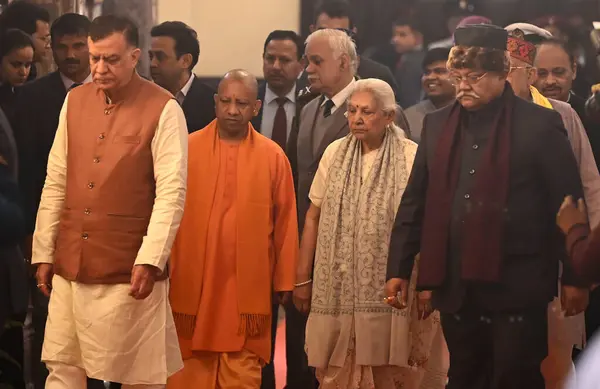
[557,195,588,235]
[129,264,158,300]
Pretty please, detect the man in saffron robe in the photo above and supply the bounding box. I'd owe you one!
[167,69,299,388]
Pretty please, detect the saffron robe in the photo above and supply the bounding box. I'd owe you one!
[169,120,298,367]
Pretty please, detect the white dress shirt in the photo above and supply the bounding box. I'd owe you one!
[259,84,296,139]
[175,73,195,105]
[320,78,356,115]
[60,72,92,91]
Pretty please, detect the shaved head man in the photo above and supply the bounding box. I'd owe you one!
[168,69,298,389]
[215,70,261,139]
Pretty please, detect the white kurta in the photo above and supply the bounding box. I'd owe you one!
[31,95,188,385]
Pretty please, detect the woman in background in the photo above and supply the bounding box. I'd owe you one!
[0,28,34,125]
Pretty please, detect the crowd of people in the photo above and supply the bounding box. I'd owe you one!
[3,0,600,388]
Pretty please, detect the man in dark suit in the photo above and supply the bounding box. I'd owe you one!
[13,14,120,389]
[254,29,304,389]
[253,30,304,148]
[386,25,585,389]
[304,0,399,102]
[150,21,215,132]
[288,28,358,389]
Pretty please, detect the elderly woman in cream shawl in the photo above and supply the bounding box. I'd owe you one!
[293,79,446,389]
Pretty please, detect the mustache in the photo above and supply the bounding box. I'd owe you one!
[456,91,481,100]
[63,58,80,65]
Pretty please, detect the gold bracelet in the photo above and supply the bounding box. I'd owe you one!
[294,279,313,287]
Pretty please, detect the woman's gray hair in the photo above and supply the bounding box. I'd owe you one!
[348,78,405,137]
[305,29,358,75]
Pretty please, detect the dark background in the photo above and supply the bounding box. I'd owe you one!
[300,0,600,53]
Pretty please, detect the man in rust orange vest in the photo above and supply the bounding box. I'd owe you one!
[31,15,187,388]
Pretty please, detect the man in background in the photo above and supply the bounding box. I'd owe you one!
[253,30,304,151]
[302,0,399,101]
[390,16,426,108]
[253,30,304,389]
[0,0,51,81]
[150,21,215,133]
[404,47,454,142]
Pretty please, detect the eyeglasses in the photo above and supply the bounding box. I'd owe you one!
[449,72,488,86]
[509,66,532,73]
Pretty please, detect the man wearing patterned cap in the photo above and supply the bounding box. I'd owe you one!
[506,26,600,389]
[386,24,585,389]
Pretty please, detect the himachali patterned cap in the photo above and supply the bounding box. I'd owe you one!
[453,24,508,50]
[506,32,537,65]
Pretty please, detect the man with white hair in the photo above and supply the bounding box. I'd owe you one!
[288,28,357,389]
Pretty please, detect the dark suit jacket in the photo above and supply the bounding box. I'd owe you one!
[358,56,399,104]
[252,81,306,147]
[299,56,400,103]
[181,76,216,133]
[0,108,27,330]
[295,96,350,233]
[13,71,67,233]
[388,97,585,313]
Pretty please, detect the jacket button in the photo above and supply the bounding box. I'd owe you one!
[469,169,475,175]
[93,157,100,163]
[84,208,91,215]
[464,193,470,199]
[472,144,479,150]
[99,133,105,140]
[87,182,95,189]
[82,233,89,240]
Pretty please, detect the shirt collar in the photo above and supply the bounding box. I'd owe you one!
[179,73,195,97]
[265,83,297,105]
[321,78,356,111]
[61,72,92,90]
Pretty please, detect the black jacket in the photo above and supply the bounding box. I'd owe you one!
[13,71,67,232]
[181,76,216,133]
[388,95,585,313]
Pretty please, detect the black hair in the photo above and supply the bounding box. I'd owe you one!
[50,13,91,43]
[150,21,200,70]
[263,30,304,60]
[393,15,422,34]
[538,38,576,66]
[0,0,50,35]
[314,0,354,29]
[423,47,451,69]
[0,28,34,60]
[89,15,138,47]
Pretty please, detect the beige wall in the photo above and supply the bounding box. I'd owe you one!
[157,0,301,78]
